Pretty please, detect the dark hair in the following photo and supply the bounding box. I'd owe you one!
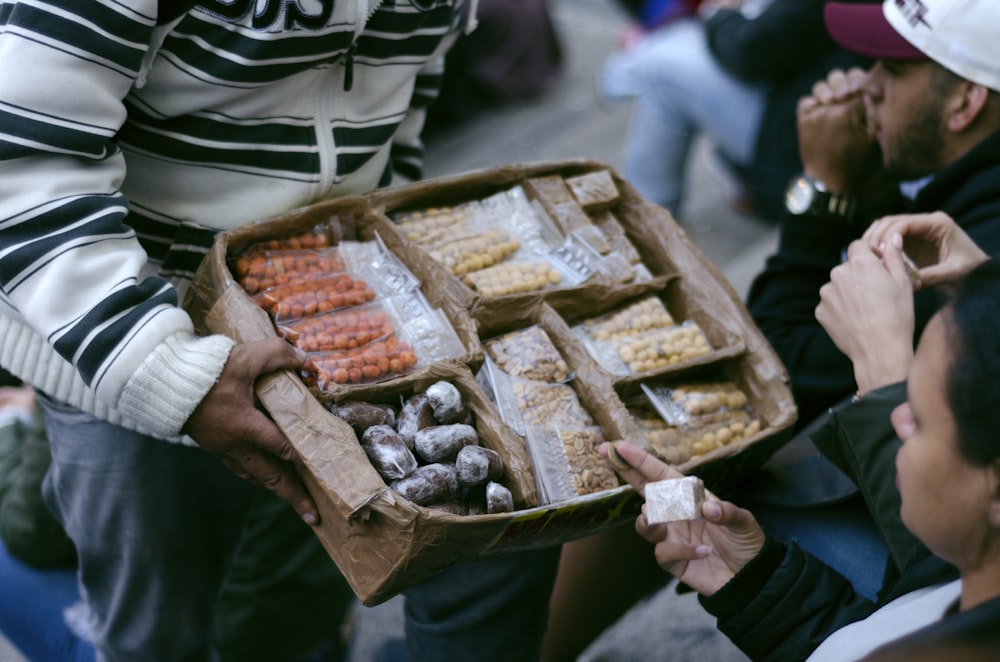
[939,258,1000,466]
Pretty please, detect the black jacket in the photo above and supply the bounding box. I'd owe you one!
[704,0,868,218]
[747,128,1000,427]
[699,383,960,661]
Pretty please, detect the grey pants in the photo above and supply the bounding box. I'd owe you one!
[39,393,254,661]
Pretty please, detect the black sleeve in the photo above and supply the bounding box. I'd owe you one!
[745,212,860,426]
[701,537,877,661]
[810,383,928,572]
[704,0,833,82]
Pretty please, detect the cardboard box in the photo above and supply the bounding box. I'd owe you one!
[186,160,796,605]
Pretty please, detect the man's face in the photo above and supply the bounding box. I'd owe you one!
[863,60,951,181]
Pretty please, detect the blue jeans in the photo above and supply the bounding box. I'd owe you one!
[751,498,889,601]
[601,19,767,213]
[38,394,560,662]
[0,538,96,662]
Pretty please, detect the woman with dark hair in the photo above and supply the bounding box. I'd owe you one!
[602,258,1000,660]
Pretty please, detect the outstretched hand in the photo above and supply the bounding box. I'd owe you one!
[183,338,318,526]
[863,211,988,289]
[600,441,765,596]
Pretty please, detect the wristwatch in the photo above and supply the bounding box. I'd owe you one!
[785,175,857,222]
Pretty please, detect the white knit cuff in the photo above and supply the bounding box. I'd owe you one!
[118,332,236,439]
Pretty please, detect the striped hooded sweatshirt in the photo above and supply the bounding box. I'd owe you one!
[0,0,467,442]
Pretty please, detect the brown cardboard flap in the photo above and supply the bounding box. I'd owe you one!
[256,371,389,519]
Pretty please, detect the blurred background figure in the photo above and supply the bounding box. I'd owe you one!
[424,0,565,136]
[600,0,867,220]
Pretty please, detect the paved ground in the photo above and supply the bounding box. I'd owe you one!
[0,1,778,659]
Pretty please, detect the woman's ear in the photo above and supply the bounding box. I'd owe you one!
[946,82,990,133]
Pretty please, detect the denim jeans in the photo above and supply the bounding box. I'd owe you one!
[0,538,96,662]
[751,498,890,602]
[601,19,767,213]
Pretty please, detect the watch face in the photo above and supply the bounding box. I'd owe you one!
[786,177,816,215]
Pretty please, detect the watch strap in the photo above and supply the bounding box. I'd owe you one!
[821,191,857,222]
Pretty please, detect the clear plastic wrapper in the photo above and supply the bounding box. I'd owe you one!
[276,302,397,353]
[329,401,397,438]
[571,224,612,255]
[455,445,504,487]
[558,426,618,497]
[236,224,333,254]
[631,262,655,282]
[391,201,482,244]
[628,383,763,465]
[476,356,593,435]
[386,293,466,365]
[649,417,761,464]
[523,425,617,504]
[231,247,346,294]
[597,252,638,284]
[574,296,675,342]
[516,200,566,255]
[640,380,751,427]
[546,233,601,283]
[475,356,526,436]
[485,325,571,382]
[489,183,581,246]
[628,400,690,465]
[424,227,521,277]
[461,256,567,296]
[250,236,417,322]
[361,425,418,481]
[255,273,377,321]
[511,378,594,428]
[608,231,643,265]
[586,321,712,376]
[302,335,419,389]
[357,233,421,295]
[293,292,465,391]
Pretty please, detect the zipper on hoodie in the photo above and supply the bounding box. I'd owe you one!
[314,0,382,194]
[341,0,380,91]
[342,40,357,92]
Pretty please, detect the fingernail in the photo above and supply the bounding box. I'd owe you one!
[703,501,722,520]
[695,545,713,558]
[891,232,903,248]
[302,512,317,526]
[607,441,631,471]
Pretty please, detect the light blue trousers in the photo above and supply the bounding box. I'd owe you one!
[602,19,768,213]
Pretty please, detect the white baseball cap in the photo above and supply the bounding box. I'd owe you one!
[824,0,1000,92]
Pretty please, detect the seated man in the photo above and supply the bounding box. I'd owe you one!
[747,0,1000,427]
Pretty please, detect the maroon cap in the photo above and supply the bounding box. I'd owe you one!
[824,2,927,60]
